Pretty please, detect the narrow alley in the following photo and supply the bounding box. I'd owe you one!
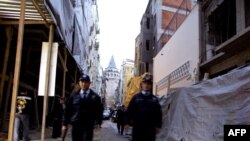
[93,121,130,141]
[27,120,130,141]
[1,0,250,141]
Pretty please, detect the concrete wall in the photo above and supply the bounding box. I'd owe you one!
[134,35,141,76]
[140,13,154,74]
[153,5,200,96]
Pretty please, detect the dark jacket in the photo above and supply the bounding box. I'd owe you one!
[116,108,127,125]
[62,89,103,128]
[52,98,64,120]
[127,92,162,141]
[127,92,162,129]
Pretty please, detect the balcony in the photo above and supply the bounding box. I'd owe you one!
[200,26,250,69]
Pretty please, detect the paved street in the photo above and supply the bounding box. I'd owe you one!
[28,120,130,141]
[93,120,130,141]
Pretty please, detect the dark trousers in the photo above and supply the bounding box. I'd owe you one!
[117,122,124,135]
[52,119,62,138]
[132,127,155,141]
[71,125,94,141]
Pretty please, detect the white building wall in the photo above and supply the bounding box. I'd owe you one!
[153,5,200,96]
[88,1,101,94]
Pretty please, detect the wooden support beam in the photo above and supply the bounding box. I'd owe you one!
[31,0,49,27]
[8,0,25,140]
[1,73,13,130]
[62,48,68,98]
[58,48,68,71]
[1,73,13,131]
[0,74,37,92]
[41,24,54,141]
[24,29,47,39]
[0,26,13,111]
[33,90,40,128]
[74,69,78,83]
[0,20,53,25]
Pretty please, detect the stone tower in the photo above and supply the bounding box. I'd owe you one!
[104,56,120,107]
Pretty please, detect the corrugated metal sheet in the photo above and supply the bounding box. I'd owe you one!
[0,0,53,22]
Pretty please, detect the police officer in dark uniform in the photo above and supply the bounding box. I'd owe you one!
[126,74,162,141]
[62,75,103,141]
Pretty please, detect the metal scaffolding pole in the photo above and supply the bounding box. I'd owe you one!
[7,0,25,140]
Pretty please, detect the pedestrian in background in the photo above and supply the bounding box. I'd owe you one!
[126,74,162,141]
[14,91,32,141]
[62,74,103,141]
[116,105,127,135]
[51,96,65,139]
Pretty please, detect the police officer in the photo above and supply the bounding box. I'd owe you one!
[62,75,103,141]
[126,74,162,141]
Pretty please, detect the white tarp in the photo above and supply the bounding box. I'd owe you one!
[157,66,250,141]
[38,42,58,97]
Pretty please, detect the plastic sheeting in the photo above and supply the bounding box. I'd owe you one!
[124,73,151,107]
[44,0,90,71]
[44,0,74,51]
[157,66,250,141]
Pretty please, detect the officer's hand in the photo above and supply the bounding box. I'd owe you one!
[15,113,21,116]
[124,124,129,130]
[62,126,67,131]
[97,124,102,128]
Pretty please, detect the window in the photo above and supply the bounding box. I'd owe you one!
[245,0,250,27]
[207,0,236,46]
[146,40,150,51]
[146,18,150,29]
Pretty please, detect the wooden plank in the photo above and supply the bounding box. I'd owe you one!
[58,48,68,70]
[62,48,68,97]
[31,0,49,27]
[0,26,12,112]
[1,73,12,131]
[41,24,54,141]
[215,26,250,53]
[0,20,53,25]
[0,74,37,91]
[7,0,25,140]
[33,90,40,128]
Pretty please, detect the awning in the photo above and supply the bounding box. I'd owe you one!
[0,0,53,25]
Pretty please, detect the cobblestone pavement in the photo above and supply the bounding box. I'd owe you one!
[93,120,130,141]
[28,120,131,141]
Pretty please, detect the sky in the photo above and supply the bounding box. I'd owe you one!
[97,0,149,70]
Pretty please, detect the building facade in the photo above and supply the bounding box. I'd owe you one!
[153,4,200,96]
[136,0,192,76]
[199,0,250,79]
[87,1,102,94]
[134,34,141,76]
[120,59,135,104]
[104,56,120,107]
